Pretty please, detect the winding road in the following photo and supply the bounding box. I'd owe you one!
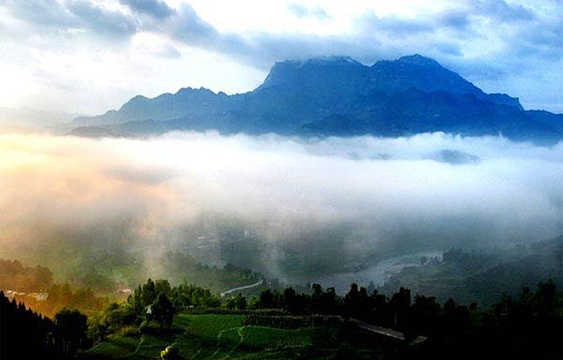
[220,279,264,297]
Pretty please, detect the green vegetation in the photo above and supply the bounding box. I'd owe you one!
[4,274,563,360]
[87,337,139,358]
[178,314,244,338]
[3,239,563,360]
[74,277,562,360]
[241,326,312,349]
[84,312,330,360]
[380,238,563,306]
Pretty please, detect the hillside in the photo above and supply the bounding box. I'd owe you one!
[379,237,563,306]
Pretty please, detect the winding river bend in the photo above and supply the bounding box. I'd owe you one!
[311,250,443,294]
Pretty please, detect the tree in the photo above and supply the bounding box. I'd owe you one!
[55,309,88,358]
[128,285,144,314]
[142,278,157,307]
[258,289,275,308]
[1,291,61,359]
[235,293,247,310]
[344,283,360,313]
[444,298,456,315]
[226,293,247,310]
[412,295,441,334]
[283,287,299,313]
[151,293,176,330]
[155,279,172,297]
[390,287,411,329]
[535,279,557,313]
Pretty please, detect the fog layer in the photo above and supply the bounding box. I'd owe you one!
[1,131,562,280]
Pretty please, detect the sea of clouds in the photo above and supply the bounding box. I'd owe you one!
[1,131,562,278]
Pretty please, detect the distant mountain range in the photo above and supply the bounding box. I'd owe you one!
[72,54,563,144]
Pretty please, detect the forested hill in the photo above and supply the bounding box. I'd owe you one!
[72,55,563,145]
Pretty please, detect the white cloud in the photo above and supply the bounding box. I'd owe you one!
[0,0,561,114]
[1,131,563,279]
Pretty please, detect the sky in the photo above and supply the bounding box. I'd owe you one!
[0,0,561,115]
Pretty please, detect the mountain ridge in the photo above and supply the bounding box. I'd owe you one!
[72,55,561,144]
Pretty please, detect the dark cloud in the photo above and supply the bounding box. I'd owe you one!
[517,20,563,59]
[358,10,476,43]
[2,0,137,41]
[0,0,547,67]
[167,3,219,45]
[236,32,381,69]
[438,11,472,31]
[67,1,137,37]
[358,0,535,41]
[120,0,174,19]
[287,3,329,19]
[3,0,76,28]
[136,5,382,68]
[470,0,535,22]
[361,14,435,36]
[433,42,463,56]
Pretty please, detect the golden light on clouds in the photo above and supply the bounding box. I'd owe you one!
[1,131,563,273]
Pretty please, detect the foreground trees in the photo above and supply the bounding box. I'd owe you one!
[55,309,89,358]
[0,291,89,359]
[90,279,221,338]
[150,293,175,330]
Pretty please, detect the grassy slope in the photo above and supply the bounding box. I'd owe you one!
[82,313,318,360]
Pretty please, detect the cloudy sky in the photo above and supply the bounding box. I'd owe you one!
[0,0,561,115]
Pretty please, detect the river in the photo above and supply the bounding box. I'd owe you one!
[310,250,443,293]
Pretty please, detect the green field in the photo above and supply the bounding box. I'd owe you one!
[176,314,245,339]
[81,313,323,360]
[241,326,312,349]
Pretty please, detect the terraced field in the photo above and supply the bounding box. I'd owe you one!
[82,313,318,360]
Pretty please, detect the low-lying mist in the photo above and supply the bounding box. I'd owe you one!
[1,131,562,282]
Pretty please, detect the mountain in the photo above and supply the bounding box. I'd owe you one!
[72,55,563,144]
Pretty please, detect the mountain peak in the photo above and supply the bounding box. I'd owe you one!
[175,86,216,95]
[396,54,441,67]
[259,56,366,90]
[300,56,362,66]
